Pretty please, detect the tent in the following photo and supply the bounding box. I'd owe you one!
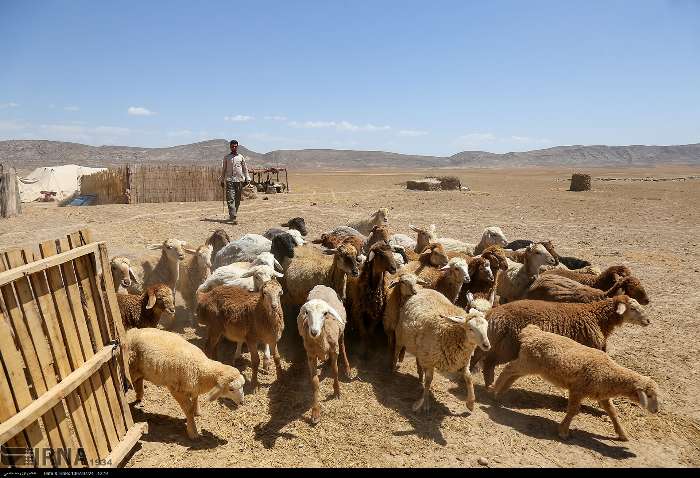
[18,165,107,203]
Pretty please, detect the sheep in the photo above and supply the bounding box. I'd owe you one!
[271,232,299,269]
[398,242,449,272]
[197,279,285,391]
[109,256,142,294]
[198,252,283,293]
[345,241,399,353]
[141,238,186,303]
[282,242,361,306]
[262,228,305,246]
[464,290,498,314]
[312,224,388,255]
[524,274,650,305]
[455,255,494,306]
[212,233,272,269]
[394,288,490,413]
[409,256,471,304]
[542,265,632,290]
[493,324,659,440]
[505,239,592,270]
[347,208,389,235]
[438,226,508,255]
[388,224,437,252]
[496,243,556,303]
[281,217,308,236]
[471,295,650,388]
[177,244,213,315]
[206,229,231,260]
[505,240,560,265]
[383,274,428,367]
[117,284,176,330]
[297,285,351,424]
[125,327,245,439]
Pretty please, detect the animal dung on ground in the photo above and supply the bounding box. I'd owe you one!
[569,173,592,191]
[406,176,463,191]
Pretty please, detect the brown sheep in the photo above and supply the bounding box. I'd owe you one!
[542,265,632,290]
[399,242,449,271]
[197,279,284,391]
[206,229,231,260]
[471,295,650,388]
[493,325,659,441]
[457,255,495,307]
[117,284,176,330]
[412,257,470,304]
[524,274,650,305]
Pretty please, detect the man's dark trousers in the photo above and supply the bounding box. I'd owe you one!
[225,178,243,220]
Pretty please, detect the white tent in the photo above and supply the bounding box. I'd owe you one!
[19,165,107,203]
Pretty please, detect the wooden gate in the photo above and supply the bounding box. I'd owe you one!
[0,229,146,468]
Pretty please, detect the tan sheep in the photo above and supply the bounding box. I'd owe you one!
[496,243,556,303]
[524,274,650,305]
[297,285,351,424]
[382,273,428,368]
[125,327,245,439]
[178,244,213,316]
[493,324,660,441]
[109,256,143,295]
[438,226,508,256]
[542,265,632,290]
[142,238,187,304]
[347,208,389,235]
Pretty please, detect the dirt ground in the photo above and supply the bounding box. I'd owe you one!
[2,166,699,468]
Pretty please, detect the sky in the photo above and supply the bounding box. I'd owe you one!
[0,0,699,156]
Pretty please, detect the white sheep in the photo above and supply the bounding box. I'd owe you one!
[297,285,351,424]
[142,238,187,304]
[394,288,490,413]
[214,232,303,269]
[439,226,508,255]
[496,243,556,303]
[109,256,143,295]
[198,252,282,293]
[493,324,660,441]
[125,327,245,439]
[347,208,389,235]
[178,244,213,316]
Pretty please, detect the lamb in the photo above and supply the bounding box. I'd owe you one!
[282,242,361,306]
[542,265,632,290]
[471,295,650,388]
[198,252,283,293]
[141,238,187,303]
[117,284,176,330]
[496,243,556,303]
[394,288,490,413]
[524,274,650,305]
[389,223,437,253]
[411,257,471,303]
[504,239,591,270]
[125,327,245,439]
[493,324,660,440]
[109,256,142,294]
[197,279,285,391]
[312,224,389,256]
[464,290,498,314]
[297,285,351,424]
[212,233,272,269]
[504,240,560,266]
[177,244,213,315]
[271,232,299,269]
[282,217,308,236]
[262,228,305,246]
[345,241,399,351]
[398,242,449,272]
[347,208,389,235]
[206,229,231,259]
[438,226,508,255]
[456,255,494,307]
[383,274,428,366]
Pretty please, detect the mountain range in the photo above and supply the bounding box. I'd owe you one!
[1,139,698,172]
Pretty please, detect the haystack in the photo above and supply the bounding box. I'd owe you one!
[406,176,462,191]
[569,173,592,191]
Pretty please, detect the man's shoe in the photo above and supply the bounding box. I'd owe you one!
[229,219,238,225]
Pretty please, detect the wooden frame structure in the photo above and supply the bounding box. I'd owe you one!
[249,167,289,193]
[0,230,146,468]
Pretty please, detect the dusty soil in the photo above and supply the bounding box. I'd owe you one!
[2,166,699,468]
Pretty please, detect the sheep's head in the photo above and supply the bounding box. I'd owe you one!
[148,238,186,262]
[442,310,490,351]
[253,251,283,272]
[482,226,508,248]
[282,217,308,236]
[613,276,649,305]
[441,257,470,284]
[464,291,497,314]
[271,233,296,263]
[388,273,428,297]
[297,298,344,339]
[144,284,176,326]
[606,265,633,282]
[525,243,556,269]
[635,378,660,414]
[208,365,245,405]
[409,224,437,253]
[185,244,213,270]
[367,225,391,250]
[468,256,494,284]
[287,229,305,246]
[325,243,360,277]
[206,229,231,256]
[481,245,509,271]
[371,208,389,226]
[260,279,284,314]
[241,265,284,292]
[366,241,399,275]
[421,242,449,267]
[539,240,560,265]
[110,256,140,290]
[614,296,649,326]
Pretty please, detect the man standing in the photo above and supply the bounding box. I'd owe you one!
[219,139,251,225]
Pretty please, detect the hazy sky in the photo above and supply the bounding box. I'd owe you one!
[1,0,698,155]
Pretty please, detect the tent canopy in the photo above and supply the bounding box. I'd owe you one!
[19,165,107,202]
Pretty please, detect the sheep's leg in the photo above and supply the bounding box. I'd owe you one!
[558,392,582,440]
[391,340,401,373]
[262,343,272,373]
[413,366,434,413]
[233,341,243,363]
[339,333,352,379]
[482,355,497,389]
[270,342,283,378]
[330,349,341,398]
[492,361,525,398]
[387,332,396,370]
[248,339,260,391]
[308,355,321,425]
[416,358,424,384]
[598,398,629,441]
[169,388,198,439]
[205,329,222,360]
[462,367,476,412]
[133,377,144,403]
[192,394,200,417]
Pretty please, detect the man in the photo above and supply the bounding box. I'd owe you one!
[219,139,251,224]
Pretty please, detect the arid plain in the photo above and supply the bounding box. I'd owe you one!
[1,166,699,467]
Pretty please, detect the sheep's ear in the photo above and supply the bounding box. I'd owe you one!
[616,302,627,315]
[128,268,140,284]
[146,244,163,250]
[442,315,466,324]
[323,248,337,255]
[207,384,225,401]
[409,224,418,232]
[273,271,284,278]
[183,248,197,254]
[440,264,450,271]
[488,288,497,306]
[465,291,474,307]
[388,281,399,289]
[146,290,157,309]
[273,258,283,272]
[281,220,290,227]
[367,251,375,263]
[416,278,429,286]
[636,389,649,410]
[325,306,342,323]
[615,288,625,296]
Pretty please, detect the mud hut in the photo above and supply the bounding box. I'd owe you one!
[569,173,592,191]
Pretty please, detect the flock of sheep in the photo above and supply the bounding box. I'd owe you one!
[108,208,658,444]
